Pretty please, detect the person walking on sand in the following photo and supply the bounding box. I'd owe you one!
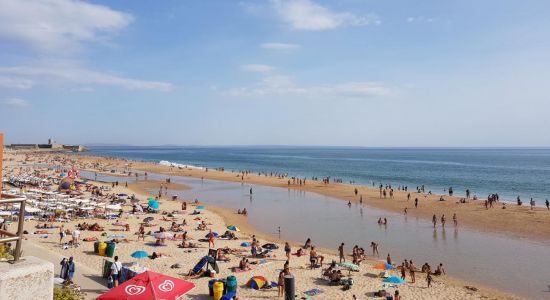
[426,272,433,288]
[415,198,418,208]
[59,225,65,245]
[208,229,215,248]
[277,269,285,297]
[432,214,437,228]
[409,260,416,283]
[453,213,458,226]
[284,242,291,260]
[400,262,406,280]
[530,198,535,210]
[546,199,549,210]
[338,243,345,263]
[110,256,122,287]
[65,257,75,284]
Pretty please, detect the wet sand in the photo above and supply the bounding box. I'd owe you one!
[71,153,550,241]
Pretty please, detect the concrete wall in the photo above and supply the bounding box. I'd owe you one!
[0,256,54,300]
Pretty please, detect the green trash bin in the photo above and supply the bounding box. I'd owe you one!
[102,260,113,278]
[106,242,116,258]
[226,275,237,293]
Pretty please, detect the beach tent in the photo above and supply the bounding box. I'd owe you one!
[247,276,268,290]
[374,263,393,270]
[96,271,195,300]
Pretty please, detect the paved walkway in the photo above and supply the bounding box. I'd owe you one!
[23,241,108,299]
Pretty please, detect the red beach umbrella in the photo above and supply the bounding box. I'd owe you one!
[97,271,195,300]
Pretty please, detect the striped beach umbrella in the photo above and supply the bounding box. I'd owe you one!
[247,276,267,290]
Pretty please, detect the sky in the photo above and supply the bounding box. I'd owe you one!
[1,0,550,147]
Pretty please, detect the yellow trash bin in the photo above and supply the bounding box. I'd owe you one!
[98,242,107,256]
[213,281,224,300]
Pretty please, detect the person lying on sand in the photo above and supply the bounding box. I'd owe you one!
[178,240,199,248]
[216,249,231,262]
[149,251,171,259]
[184,268,207,279]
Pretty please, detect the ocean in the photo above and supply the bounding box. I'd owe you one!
[83,146,550,202]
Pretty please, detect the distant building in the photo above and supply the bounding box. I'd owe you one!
[8,139,86,152]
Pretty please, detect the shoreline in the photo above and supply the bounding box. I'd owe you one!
[70,152,550,242]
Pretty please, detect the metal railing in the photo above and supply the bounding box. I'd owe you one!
[0,194,26,262]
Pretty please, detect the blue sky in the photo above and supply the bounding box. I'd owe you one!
[1,0,549,146]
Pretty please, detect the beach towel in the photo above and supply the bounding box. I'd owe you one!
[304,289,324,296]
[220,291,237,300]
[231,267,249,273]
[107,234,125,239]
[145,242,167,247]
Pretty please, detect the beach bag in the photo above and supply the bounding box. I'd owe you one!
[107,276,114,289]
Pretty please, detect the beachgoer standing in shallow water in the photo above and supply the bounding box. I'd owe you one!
[441,214,446,227]
[432,214,437,228]
[453,213,457,226]
[370,242,379,257]
[338,243,345,263]
[426,272,433,287]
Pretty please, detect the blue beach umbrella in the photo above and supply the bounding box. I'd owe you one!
[118,193,128,197]
[240,242,250,247]
[131,250,149,259]
[383,276,407,284]
[227,225,240,232]
[148,200,160,209]
[205,232,219,238]
[196,205,205,210]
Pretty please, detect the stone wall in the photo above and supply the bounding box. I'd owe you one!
[0,256,54,300]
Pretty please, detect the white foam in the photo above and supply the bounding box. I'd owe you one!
[159,160,204,170]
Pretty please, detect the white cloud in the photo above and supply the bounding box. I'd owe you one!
[271,0,380,31]
[224,75,392,99]
[4,98,30,108]
[0,65,173,92]
[0,76,34,89]
[407,16,435,23]
[261,42,301,50]
[241,64,275,73]
[0,0,133,53]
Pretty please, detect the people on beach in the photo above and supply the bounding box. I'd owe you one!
[432,214,437,228]
[409,260,416,283]
[284,242,291,259]
[453,213,458,226]
[370,242,379,257]
[110,256,122,287]
[338,243,345,263]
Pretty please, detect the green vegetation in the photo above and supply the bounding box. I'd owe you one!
[53,287,85,300]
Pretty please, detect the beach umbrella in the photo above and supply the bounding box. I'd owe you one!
[154,232,173,240]
[383,276,407,284]
[149,201,160,210]
[204,232,219,238]
[196,205,205,210]
[131,251,149,259]
[147,197,156,201]
[118,193,128,197]
[240,242,250,247]
[247,276,268,290]
[144,217,154,223]
[97,271,195,300]
[339,262,360,272]
[374,263,393,270]
[227,225,240,232]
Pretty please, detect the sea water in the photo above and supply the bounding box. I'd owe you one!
[84,146,550,203]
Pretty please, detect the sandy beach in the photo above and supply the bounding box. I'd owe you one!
[0,150,526,300]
